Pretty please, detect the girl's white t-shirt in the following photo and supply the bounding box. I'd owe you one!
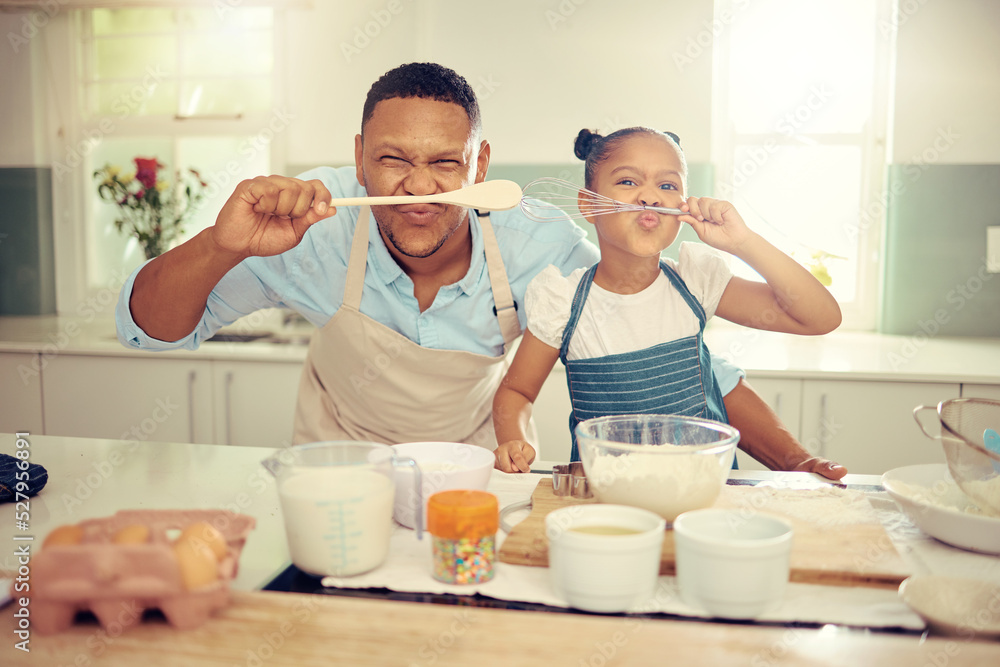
[525,242,733,361]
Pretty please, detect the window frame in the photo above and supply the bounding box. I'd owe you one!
[709,0,896,332]
[47,6,288,313]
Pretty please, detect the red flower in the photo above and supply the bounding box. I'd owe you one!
[134,157,161,190]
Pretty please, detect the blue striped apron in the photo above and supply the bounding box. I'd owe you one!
[560,261,729,462]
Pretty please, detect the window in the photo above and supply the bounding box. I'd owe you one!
[71,6,284,292]
[711,0,894,330]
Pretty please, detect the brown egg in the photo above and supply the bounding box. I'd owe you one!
[172,538,219,590]
[112,524,150,545]
[43,524,84,548]
[176,521,228,560]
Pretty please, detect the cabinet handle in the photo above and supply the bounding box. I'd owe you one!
[224,371,234,446]
[188,370,196,444]
[818,393,828,458]
[774,393,783,420]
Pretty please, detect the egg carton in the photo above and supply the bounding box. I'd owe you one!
[16,509,256,634]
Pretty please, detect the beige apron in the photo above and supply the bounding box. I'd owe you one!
[292,206,528,450]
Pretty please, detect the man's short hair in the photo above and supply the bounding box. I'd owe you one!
[361,62,482,137]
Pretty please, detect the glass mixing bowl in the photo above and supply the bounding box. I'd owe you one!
[575,414,740,522]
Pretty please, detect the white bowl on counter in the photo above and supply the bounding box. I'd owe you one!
[545,504,666,613]
[674,508,793,619]
[391,441,494,529]
[899,575,1000,639]
[882,464,1000,554]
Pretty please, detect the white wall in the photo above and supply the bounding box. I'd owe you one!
[0,12,48,167]
[892,0,1000,164]
[284,0,716,166]
[6,1,999,170]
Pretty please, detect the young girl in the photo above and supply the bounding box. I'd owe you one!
[493,127,842,472]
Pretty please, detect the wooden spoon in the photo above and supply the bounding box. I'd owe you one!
[329,180,522,211]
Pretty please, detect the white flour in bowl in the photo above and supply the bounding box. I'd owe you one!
[958,476,1000,517]
[585,445,726,521]
[890,477,999,517]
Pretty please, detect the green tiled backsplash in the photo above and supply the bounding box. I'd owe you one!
[0,167,56,315]
[880,164,1000,337]
[288,162,716,262]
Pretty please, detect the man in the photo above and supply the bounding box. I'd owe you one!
[116,62,845,479]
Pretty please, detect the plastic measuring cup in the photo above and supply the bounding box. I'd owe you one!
[262,441,422,577]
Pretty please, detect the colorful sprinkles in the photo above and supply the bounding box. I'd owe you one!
[431,535,496,584]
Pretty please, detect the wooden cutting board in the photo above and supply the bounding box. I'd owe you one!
[498,479,911,588]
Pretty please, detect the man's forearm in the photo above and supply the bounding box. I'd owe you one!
[724,379,814,470]
[130,229,247,342]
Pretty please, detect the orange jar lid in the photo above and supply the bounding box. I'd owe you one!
[426,490,499,540]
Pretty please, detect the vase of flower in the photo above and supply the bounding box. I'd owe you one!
[94,157,208,260]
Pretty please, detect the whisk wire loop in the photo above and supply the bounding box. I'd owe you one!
[519,177,684,223]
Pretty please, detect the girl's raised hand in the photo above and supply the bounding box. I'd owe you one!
[679,197,753,254]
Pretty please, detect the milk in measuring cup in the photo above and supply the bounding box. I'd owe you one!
[278,466,395,577]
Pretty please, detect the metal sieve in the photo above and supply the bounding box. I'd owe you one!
[914,397,1000,516]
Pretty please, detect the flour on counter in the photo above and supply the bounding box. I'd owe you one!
[717,485,881,527]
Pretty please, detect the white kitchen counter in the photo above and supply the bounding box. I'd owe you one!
[0,433,289,591]
[2,314,998,383]
[0,434,998,664]
[704,325,1000,384]
[0,314,309,364]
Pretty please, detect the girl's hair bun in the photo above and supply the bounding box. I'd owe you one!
[574,129,602,161]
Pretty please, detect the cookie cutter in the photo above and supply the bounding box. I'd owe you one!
[552,461,593,499]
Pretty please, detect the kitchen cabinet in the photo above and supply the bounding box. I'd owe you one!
[962,383,1000,400]
[42,355,215,443]
[533,362,573,462]
[799,380,959,475]
[741,377,804,437]
[212,360,303,447]
[0,352,44,434]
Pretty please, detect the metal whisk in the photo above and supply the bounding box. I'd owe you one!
[519,177,685,223]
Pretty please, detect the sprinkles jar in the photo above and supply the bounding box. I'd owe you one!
[427,490,498,585]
